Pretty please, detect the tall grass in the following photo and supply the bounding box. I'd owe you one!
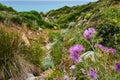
[0,27,22,79]
[0,27,35,80]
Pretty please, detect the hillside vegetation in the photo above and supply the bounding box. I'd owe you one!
[0,0,120,80]
[45,0,120,28]
[0,3,53,30]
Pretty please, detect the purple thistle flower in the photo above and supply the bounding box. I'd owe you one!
[88,28,96,34]
[72,77,76,80]
[83,27,96,39]
[101,46,109,53]
[88,67,97,80]
[81,68,86,75]
[64,75,69,80]
[55,78,60,80]
[95,44,117,56]
[69,44,84,63]
[94,44,103,48]
[70,52,81,63]
[69,44,84,54]
[40,77,44,80]
[83,29,90,39]
[109,48,117,55]
[109,48,117,57]
[114,61,120,72]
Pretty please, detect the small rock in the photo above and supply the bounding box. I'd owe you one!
[28,32,32,35]
[81,51,95,61]
[26,77,36,80]
[26,73,36,80]
[37,32,39,35]
[54,26,57,30]
[70,65,76,70]
[38,28,43,32]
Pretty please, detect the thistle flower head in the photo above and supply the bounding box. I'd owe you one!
[81,68,86,75]
[64,75,69,80]
[69,44,84,63]
[114,61,120,72]
[83,27,96,39]
[88,67,97,80]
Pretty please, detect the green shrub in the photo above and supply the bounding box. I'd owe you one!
[23,41,46,66]
[48,32,62,43]
[41,54,54,70]
[50,40,62,65]
[97,24,120,49]
[0,14,6,22]
[0,3,16,12]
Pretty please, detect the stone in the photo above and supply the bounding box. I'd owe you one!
[70,65,76,70]
[38,28,43,32]
[28,31,32,35]
[81,51,95,61]
[26,73,36,80]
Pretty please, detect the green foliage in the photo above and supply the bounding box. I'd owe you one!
[0,3,16,12]
[97,24,120,49]
[41,54,54,70]
[0,3,53,29]
[48,32,62,43]
[23,41,46,66]
[50,40,63,65]
[49,32,63,66]
[76,51,120,80]
[46,2,97,28]
[46,69,63,80]
[19,11,53,29]
[0,14,6,22]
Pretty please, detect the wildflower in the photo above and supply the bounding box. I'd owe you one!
[94,44,103,48]
[83,29,90,39]
[114,61,120,72]
[101,46,109,53]
[83,27,96,39]
[64,75,69,80]
[95,44,117,56]
[109,48,116,54]
[69,44,84,54]
[40,77,44,80]
[55,78,60,80]
[69,44,84,63]
[88,67,97,80]
[81,68,86,75]
[72,77,76,80]
[88,28,96,34]
[71,52,81,63]
[109,48,116,57]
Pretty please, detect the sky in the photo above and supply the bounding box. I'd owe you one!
[0,0,98,13]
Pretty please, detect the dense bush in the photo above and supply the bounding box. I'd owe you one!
[0,3,16,12]
[0,14,6,22]
[97,24,120,49]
